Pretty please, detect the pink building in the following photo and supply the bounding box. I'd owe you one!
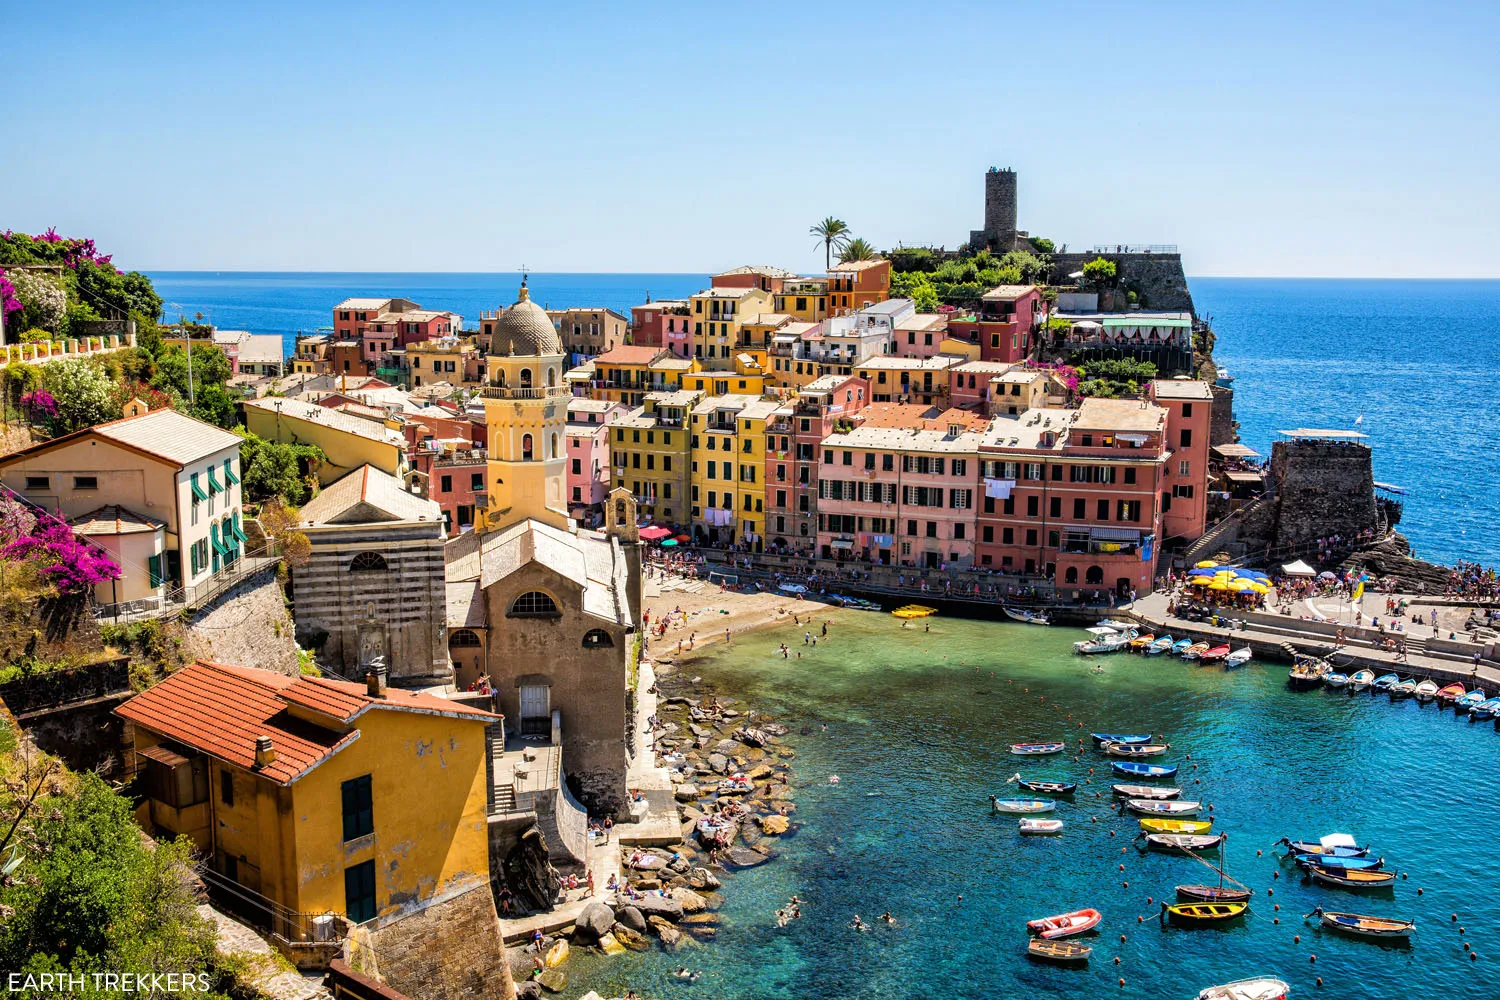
[765,373,870,557]
[892,313,952,358]
[630,300,692,357]
[948,360,1016,411]
[360,309,461,365]
[567,398,627,522]
[945,284,1047,364]
[1149,379,1214,546]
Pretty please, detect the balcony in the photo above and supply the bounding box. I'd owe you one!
[435,448,487,467]
[480,384,571,400]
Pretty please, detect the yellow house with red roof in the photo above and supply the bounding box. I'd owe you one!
[116,660,497,946]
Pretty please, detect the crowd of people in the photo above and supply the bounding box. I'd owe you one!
[1447,560,1500,602]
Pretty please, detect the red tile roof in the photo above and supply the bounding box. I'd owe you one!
[116,661,495,785]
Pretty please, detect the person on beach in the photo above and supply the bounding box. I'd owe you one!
[805,631,811,645]
[821,621,829,637]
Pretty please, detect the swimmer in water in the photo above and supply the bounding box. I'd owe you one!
[828,774,840,785]
[880,911,896,925]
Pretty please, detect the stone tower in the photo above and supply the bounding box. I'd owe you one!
[479,279,570,533]
[604,487,642,616]
[970,166,1019,252]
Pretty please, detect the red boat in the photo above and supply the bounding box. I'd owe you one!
[1198,644,1231,663]
[1026,907,1102,939]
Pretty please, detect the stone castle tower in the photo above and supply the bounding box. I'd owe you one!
[970,166,1019,252]
[479,279,571,533]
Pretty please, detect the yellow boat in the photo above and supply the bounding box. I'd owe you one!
[1129,633,1156,649]
[1161,900,1248,923]
[1139,818,1214,835]
[892,605,938,619]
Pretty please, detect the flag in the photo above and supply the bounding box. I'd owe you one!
[1354,414,1363,425]
[1352,580,1365,602]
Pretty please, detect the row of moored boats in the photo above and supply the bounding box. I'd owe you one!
[1289,655,1499,716]
[1075,620,1252,667]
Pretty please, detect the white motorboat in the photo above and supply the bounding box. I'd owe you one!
[1005,607,1051,626]
[1223,647,1253,669]
[1074,626,1135,655]
[1197,977,1288,1000]
[1018,818,1065,835]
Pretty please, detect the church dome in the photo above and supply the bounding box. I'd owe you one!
[492,282,562,357]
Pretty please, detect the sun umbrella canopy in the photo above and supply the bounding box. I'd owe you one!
[1319,571,1337,580]
[660,539,679,547]
[638,525,673,541]
[674,534,692,542]
[1209,581,1231,591]
[1195,560,1219,569]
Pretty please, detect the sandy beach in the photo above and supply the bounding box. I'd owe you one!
[643,571,843,661]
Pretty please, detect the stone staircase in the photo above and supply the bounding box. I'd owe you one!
[1183,491,1275,567]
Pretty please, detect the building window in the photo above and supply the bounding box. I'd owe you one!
[1180,428,1192,448]
[344,859,377,924]
[73,476,98,490]
[349,552,387,572]
[523,434,534,460]
[23,476,47,491]
[509,591,560,618]
[441,475,453,492]
[582,629,615,649]
[341,775,374,841]
[1178,460,1190,476]
[220,770,234,807]
[449,629,482,648]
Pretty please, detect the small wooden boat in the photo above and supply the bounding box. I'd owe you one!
[1091,732,1153,745]
[1457,688,1487,711]
[1294,853,1383,871]
[1310,906,1414,940]
[1026,907,1102,939]
[1288,657,1331,689]
[828,593,881,611]
[1126,798,1201,816]
[1470,697,1500,721]
[1325,672,1349,689]
[1178,884,1252,904]
[1223,647,1253,669]
[1104,742,1168,758]
[1096,618,1136,631]
[1162,900,1248,923]
[1172,638,1194,655]
[1010,741,1066,756]
[1181,641,1210,660]
[1010,773,1076,795]
[1112,761,1177,779]
[1277,835,1368,858]
[1414,679,1440,702]
[1306,865,1397,890]
[1143,833,1224,853]
[1074,627,1135,654]
[990,797,1056,814]
[1437,682,1467,705]
[1350,669,1376,692]
[1196,976,1289,1000]
[1140,818,1213,834]
[891,604,937,619]
[1146,635,1176,655]
[1004,607,1051,625]
[1371,672,1399,691]
[1198,644,1231,663]
[1114,783,1182,799]
[1019,818,1065,835]
[1390,678,1417,698]
[1129,632,1156,651]
[1026,938,1091,963]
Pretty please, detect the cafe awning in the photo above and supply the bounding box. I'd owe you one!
[1281,559,1316,577]
[1212,443,1261,459]
[1090,527,1141,542]
[638,525,673,541]
[1223,470,1265,482]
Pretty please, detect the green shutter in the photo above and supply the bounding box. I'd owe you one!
[224,458,240,485]
[207,468,222,495]
[233,514,247,543]
[148,554,162,588]
[189,543,198,576]
[210,523,223,555]
[190,474,207,502]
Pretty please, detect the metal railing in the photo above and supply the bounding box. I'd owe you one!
[92,552,281,622]
[1088,245,1179,254]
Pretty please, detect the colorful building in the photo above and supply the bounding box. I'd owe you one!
[629,300,691,356]
[853,356,964,406]
[765,374,869,556]
[1149,379,1214,545]
[689,394,779,549]
[579,345,698,406]
[567,398,627,523]
[549,307,629,358]
[609,390,701,528]
[710,264,797,294]
[405,337,480,389]
[826,259,891,315]
[242,396,409,486]
[772,276,829,322]
[689,287,773,369]
[946,284,1047,363]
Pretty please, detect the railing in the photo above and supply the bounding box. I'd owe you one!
[1088,245,1179,254]
[479,384,571,400]
[92,551,281,622]
[434,449,487,467]
[0,333,137,365]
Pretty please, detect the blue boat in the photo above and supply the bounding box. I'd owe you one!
[1371,673,1399,691]
[1092,732,1153,746]
[1172,638,1193,654]
[1294,854,1384,872]
[1469,697,1500,721]
[1112,761,1178,779]
[1457,688,1487,711]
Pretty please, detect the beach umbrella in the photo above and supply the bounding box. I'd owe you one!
[1249,582,1271,594]
[1318,571,1336,580]
[1232,568,1262,579]
[1209,581,1231,591]
[675,534,692,542]
[1195,560,1219,569]
[660,539,679,547]
[1189,576,1214,585]
[1229,579,1255,591]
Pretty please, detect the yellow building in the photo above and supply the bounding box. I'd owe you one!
[476,280,571,533]
[242,396,408,485]
[689,287,772,370]
[738,313,793,352]
[408,336,480,388]
[772,276,829,322]
[582,345,698,406]
[689,394,778,549]
[116,660,497,943]
[609,389,702,527]
[679,353,768,398]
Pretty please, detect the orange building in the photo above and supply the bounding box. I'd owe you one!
[827,259,891,315]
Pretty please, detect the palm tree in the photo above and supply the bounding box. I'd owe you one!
[810,217,850,269]
[838,238,880,263]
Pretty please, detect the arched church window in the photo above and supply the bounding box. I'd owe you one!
[350,552,387,572]
[520,368,533,388]
[547,368,557,386]
[509,591,560,618]
[449,629,482,648]
[523,434,534,460]
[581,629,614,649]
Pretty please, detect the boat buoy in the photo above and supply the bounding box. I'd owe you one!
[1418,887,1425,895]
[1123,881,1130,889]
[1310,954,1317,963]
[1465,942,1471,951]
[1267,888,1274,896]
[1109,829,1115,836]
[1137,915,1143,923]
[1316,977,1323,987]
[1120,863,1125,870]
[1274,904,1281,911]
[1461,927,1467,934]
[1119,934,1127,942]
[1257,850,1263,857]
[1294,934,1300,943]
[1471,952,1479,961]
[1119,978,1126,986]
[1114,957,1120,965]
[1453,913,1459,921]
[1273,871,1280,879]
[1147,897,1154,904]
[1273,917,1280,925]
[1401,873,1408,880]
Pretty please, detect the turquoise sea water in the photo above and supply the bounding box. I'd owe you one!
[566,611,1500,999]
[146,272,1500,567]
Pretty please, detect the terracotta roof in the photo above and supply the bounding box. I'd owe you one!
[70,504,165,536]
[713,265,799,279]
[981,284,1038,300]
[829,259,887,272]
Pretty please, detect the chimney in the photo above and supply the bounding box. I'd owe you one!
[366,664,387,698]
[253,735,276,768]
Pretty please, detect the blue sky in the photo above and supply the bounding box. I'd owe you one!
[5,1,1497,276]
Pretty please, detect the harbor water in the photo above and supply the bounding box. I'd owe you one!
[566,610,1500,999]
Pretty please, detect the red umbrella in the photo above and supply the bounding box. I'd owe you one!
[674,534,692,543]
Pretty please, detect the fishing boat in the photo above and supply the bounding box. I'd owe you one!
[1114,783,1182,799]
[1142,833,1225,853]
[1091,732,1153,745]
[1350,669,1376,692]
[1009,773,1076,795]
[1126,798,1201,816]
[1437,682,1467,705]
[1140,818,1213,834]
[1371,673,1399,691]
[1096,618,1136,631]
[1026,938,1091,963]
[1390,678,1417,699]
[1004,607,1051,626]
[1223,647,1253,669]
[1178,884,1253,904]
[1276,834,1369,858]
[1010,741,1066,756]
[1146,635,1176,655]
[1199,644,1231,664]
[1074,627,1134,655]
[1288,656,1332,689]
[1129,632,1156,651]
[1104,742,1168,758]
[990,797,1056,814]
[1414,679,1440,702]
[1196,976,1289,1000]
[1172,638,1194,655]
[1457,688,1487,711]
[1112,761,1178,779]
[1019,818,1065,835]
[1162,900,1248,924]
[891,604,937,619]
[1309,906,1414,940]
[1306,865,1398,891]
[1181,641,1211,660]
[1325,672,1349,689]
[1470,697,1500,721]
[1026,907,1102,939]
[1293,854,1384,872]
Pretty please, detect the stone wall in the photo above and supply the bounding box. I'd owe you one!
[1209,384,1236,447]
[185,566,300,675]
[345,884,512,1000]
[1049,253,1195,314]
[1269,440,1378,550]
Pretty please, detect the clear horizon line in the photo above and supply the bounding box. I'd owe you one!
[137,267,1500,281]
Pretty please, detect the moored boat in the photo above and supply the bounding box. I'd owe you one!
[1325,672,1349,689]
[1009,773,1077,795]
[1129,632,1156,651]
[1276,834,1368,858]
[1146,635,1175,655]
[1288,656,1332,689]
[1019,818,1065,835]
[1306,865,1398,890]
[1026,938,1091,963]
[1026,907,1102,939]
[1162,900,1248,923]
[1457,688,1487,711]
[1140,818,1213,834]
[1096,618,1136,631]
[1112,761,1178,779]
[1414,678,1439,702]
[1199,644,1231,663]
[1181,641,1211,660]
[1470,697,1500,721]
[1371,672,1399,691]
[1113,782,1182,799]
[1004,607,1051,625]
[1196,976,1289,1000]
[1074,626,1134,655]
[1104,741,1168,758]
[990,796,1056,814]
[1390,678,1417,698]
[1310,906,1414,940]
[1142,832,1224,853]
[1091,732,1153,745]
[1172,638,1194,655]
[1178,884,1252,904]
[1293,853,1383,872]
[1126,798,1201,816]
[1223,647,1253,669]
[1437,682,1467,705]
[1010,741,1066,756]
[1350,669,1376,692]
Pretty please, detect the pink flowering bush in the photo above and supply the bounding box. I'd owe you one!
[2,522,121,595]
[0,269,19,319]
[0,495,37,545]
[1025,361,1081,390]
[19,390,57,421]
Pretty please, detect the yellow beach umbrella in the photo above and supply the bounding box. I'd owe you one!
[1209,581,1231,591]
[1229,579,1255,591]
[1189,577,1214,586]
[1195,560,1219,569]
[1249,582,1271,594]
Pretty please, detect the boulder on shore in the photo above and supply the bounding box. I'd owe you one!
[674,783,700,801]
[543,938,569,968]
[575,901,615,941]
[613,904,646,933]
[611,924,651,951]
[688,867,721,890]
[760,815,790,836]
[676,888,708,913]
[631,894,685,922]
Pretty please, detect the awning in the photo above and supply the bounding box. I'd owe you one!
[1116,433,1149,445]
[1212,443,1260,458]
[137,744,190,767]
[831,539,855,550]
[190,476,207,502]
[638,525,673,541]
[1090,527,1141,542]
[1281,559,1316,577]
[1223,470,1265,482]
